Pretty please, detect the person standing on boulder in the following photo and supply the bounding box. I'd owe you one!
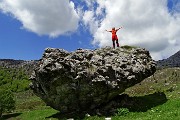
[106,27,123,48]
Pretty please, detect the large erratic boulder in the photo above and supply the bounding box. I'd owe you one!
[30,46,156,115]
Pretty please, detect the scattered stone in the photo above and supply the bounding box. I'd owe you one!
[164,83,170,86]
[105,118,111,120]
[67,118,74,120]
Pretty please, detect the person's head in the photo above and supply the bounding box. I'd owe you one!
[112,27,115,30]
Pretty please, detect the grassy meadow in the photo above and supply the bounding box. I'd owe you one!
[0,67,180,120]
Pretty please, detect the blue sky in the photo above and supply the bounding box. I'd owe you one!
[0,9,94,60]
[0,0,180,60]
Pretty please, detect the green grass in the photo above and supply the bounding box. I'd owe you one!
[14,90,46,112]
[16,109,58,120]
[1,67,180,120]
[84,98,180,120]
[111,99,180,120]
[3,100,179,120]
[2,108,58,120]
[125,68,180,98]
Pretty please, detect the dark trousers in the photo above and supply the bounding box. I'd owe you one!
[112,40,119,48]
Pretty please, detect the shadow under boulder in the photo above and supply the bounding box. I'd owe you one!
[46,92,167,119]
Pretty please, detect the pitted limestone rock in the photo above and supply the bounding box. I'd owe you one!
[30,46,156,115]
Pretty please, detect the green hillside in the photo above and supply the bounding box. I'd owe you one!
[125,67,180,97]
[1,67,180,120]
[0,67,30,92]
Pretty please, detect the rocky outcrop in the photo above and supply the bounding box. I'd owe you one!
[30,46,156,115]
[0,59,38,75]
[157,50,180,68]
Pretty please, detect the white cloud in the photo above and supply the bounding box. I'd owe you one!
[0,0,180,60]
[82,10,99,34]
[0,0,79,37]
[82,0,180,60]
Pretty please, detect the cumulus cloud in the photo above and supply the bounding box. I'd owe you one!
[0,0,179,60]
[0,0,79,37]
[82,10,98,34]
[81,0,180,60]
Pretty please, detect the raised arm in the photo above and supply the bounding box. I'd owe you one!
[105,30,112,32]
[116,27,123,31]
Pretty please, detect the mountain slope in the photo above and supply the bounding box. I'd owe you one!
[0,59,38,92]
[0,59,38,75]
[157,50,180,68]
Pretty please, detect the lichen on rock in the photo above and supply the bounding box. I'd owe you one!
[30,46,156,115]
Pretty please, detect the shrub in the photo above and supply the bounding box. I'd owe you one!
[115,108,129,116]
[0,67,30,92]
[0,89,15,118]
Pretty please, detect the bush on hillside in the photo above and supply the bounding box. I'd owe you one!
[0,67,30,92]
[0,89,15,118]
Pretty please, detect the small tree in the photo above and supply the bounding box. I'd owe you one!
[0,89,15,118]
